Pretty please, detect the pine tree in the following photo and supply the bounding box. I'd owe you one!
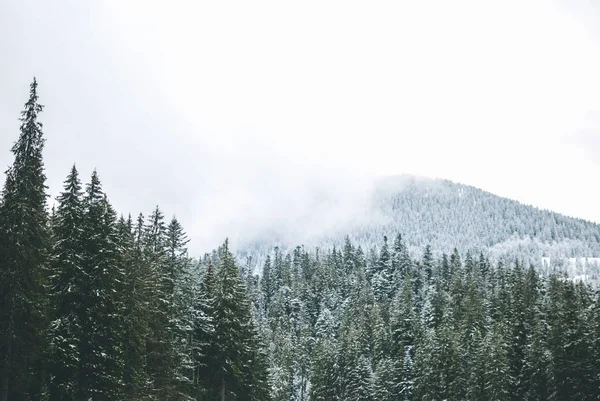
[422,245,434,283]
[392,234,411,286]
[309,339,339,401]
[590,293,600,399]
[194,262,219,400]
[77,172,125,400]
[214,239,270,400]
[373,357,396,401]
[164,217,195,399]
[413,321,465,401]
[261,255,274,312]
[121,213,153,399]
[372,236,393,301]
[47,165,84,400]
[0,78,50,401]
[390,279,417,360]
[522,319,550,401]
[481,324,511,401]
[142,206,173,397]
[398,345,414,401]
[244,325,271,401]
[345,355,374,401]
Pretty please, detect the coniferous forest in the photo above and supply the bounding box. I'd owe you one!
[2,80,600,401]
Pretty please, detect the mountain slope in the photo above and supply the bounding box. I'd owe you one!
[237,175,600,262]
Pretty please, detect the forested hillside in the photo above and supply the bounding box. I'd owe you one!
[239,175,600,265]
[2,80,600,401]
[240,235,600,401]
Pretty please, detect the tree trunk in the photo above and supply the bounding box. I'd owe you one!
[221,377,225,401]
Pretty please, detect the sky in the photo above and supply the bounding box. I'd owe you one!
[1,0,600,254]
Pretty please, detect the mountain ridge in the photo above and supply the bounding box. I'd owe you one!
[235,174,600,266]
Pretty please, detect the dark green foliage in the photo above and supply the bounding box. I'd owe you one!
[194,263,219,400]
[308,339,338,401]
[0,78,49,401]
[249,236,600,401]
[76,171,125,400]
[121,213,153,399]
[47,165,84,400]
[211,239,271,401]
[3,79,600,401]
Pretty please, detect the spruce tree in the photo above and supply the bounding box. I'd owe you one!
[77,171,125,400]
[194,262,219,399]
[47,165,84,400]
[261,255,274,312]
[164,217,195,399]
[142,206,174,397]
[372,236,393,301]
[0,78,50,401]
[121,213,152,399]
[214,239,270,400]
[481,324,511,401]
[309,339,339,401]
[345,355,374,401]
[373,357,396,401]
[522,319,550,401]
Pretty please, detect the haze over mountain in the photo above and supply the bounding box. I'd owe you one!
[4,1,600,400]
[235,175,600,266]
[3,0,600,258]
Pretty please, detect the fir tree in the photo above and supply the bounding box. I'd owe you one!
[215,239,270,400]
[261,255,274,312]
[121,213,153,399]
[309,339,339,401]
[47,165,84,401]
[194,263,219,400]
[164,217,195,399]
[142,206,173,397]
[0,78,50,401]
[373,357,396,401]
[77,172,125,400]
[345,355,374,401]
[372,236,393,301]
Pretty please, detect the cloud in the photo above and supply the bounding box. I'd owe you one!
[571,111,600,165]
[2,0,600,255]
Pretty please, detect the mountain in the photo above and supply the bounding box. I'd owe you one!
[237,175,600,266]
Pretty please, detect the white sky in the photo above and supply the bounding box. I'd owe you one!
[1,0,600,253]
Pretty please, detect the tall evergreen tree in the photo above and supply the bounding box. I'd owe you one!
[142,206,173,397]
[372,236,393,301]
[164,217,195,400]
[47,165,84,401]
[77,171,125,400]
[121,213,153,399]
[0,78,50,401]
[194,262,219,400]
[309,339,339,401]
[215,239,270,401]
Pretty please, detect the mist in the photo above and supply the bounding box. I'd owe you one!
[2,0,600,255]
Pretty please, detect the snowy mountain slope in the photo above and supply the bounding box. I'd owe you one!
[236,175,600,263]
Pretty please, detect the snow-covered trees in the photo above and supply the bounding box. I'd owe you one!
[0,78,50,401]
[3,79,600,400]
[0,80,275,400]
[251,236,600,401]
[48,165,85,400]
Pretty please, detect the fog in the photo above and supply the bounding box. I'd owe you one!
[1,0,600,254]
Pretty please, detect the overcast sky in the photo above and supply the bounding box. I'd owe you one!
[1,0,600,254]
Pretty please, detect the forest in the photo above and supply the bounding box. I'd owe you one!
[1,80,600,401]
